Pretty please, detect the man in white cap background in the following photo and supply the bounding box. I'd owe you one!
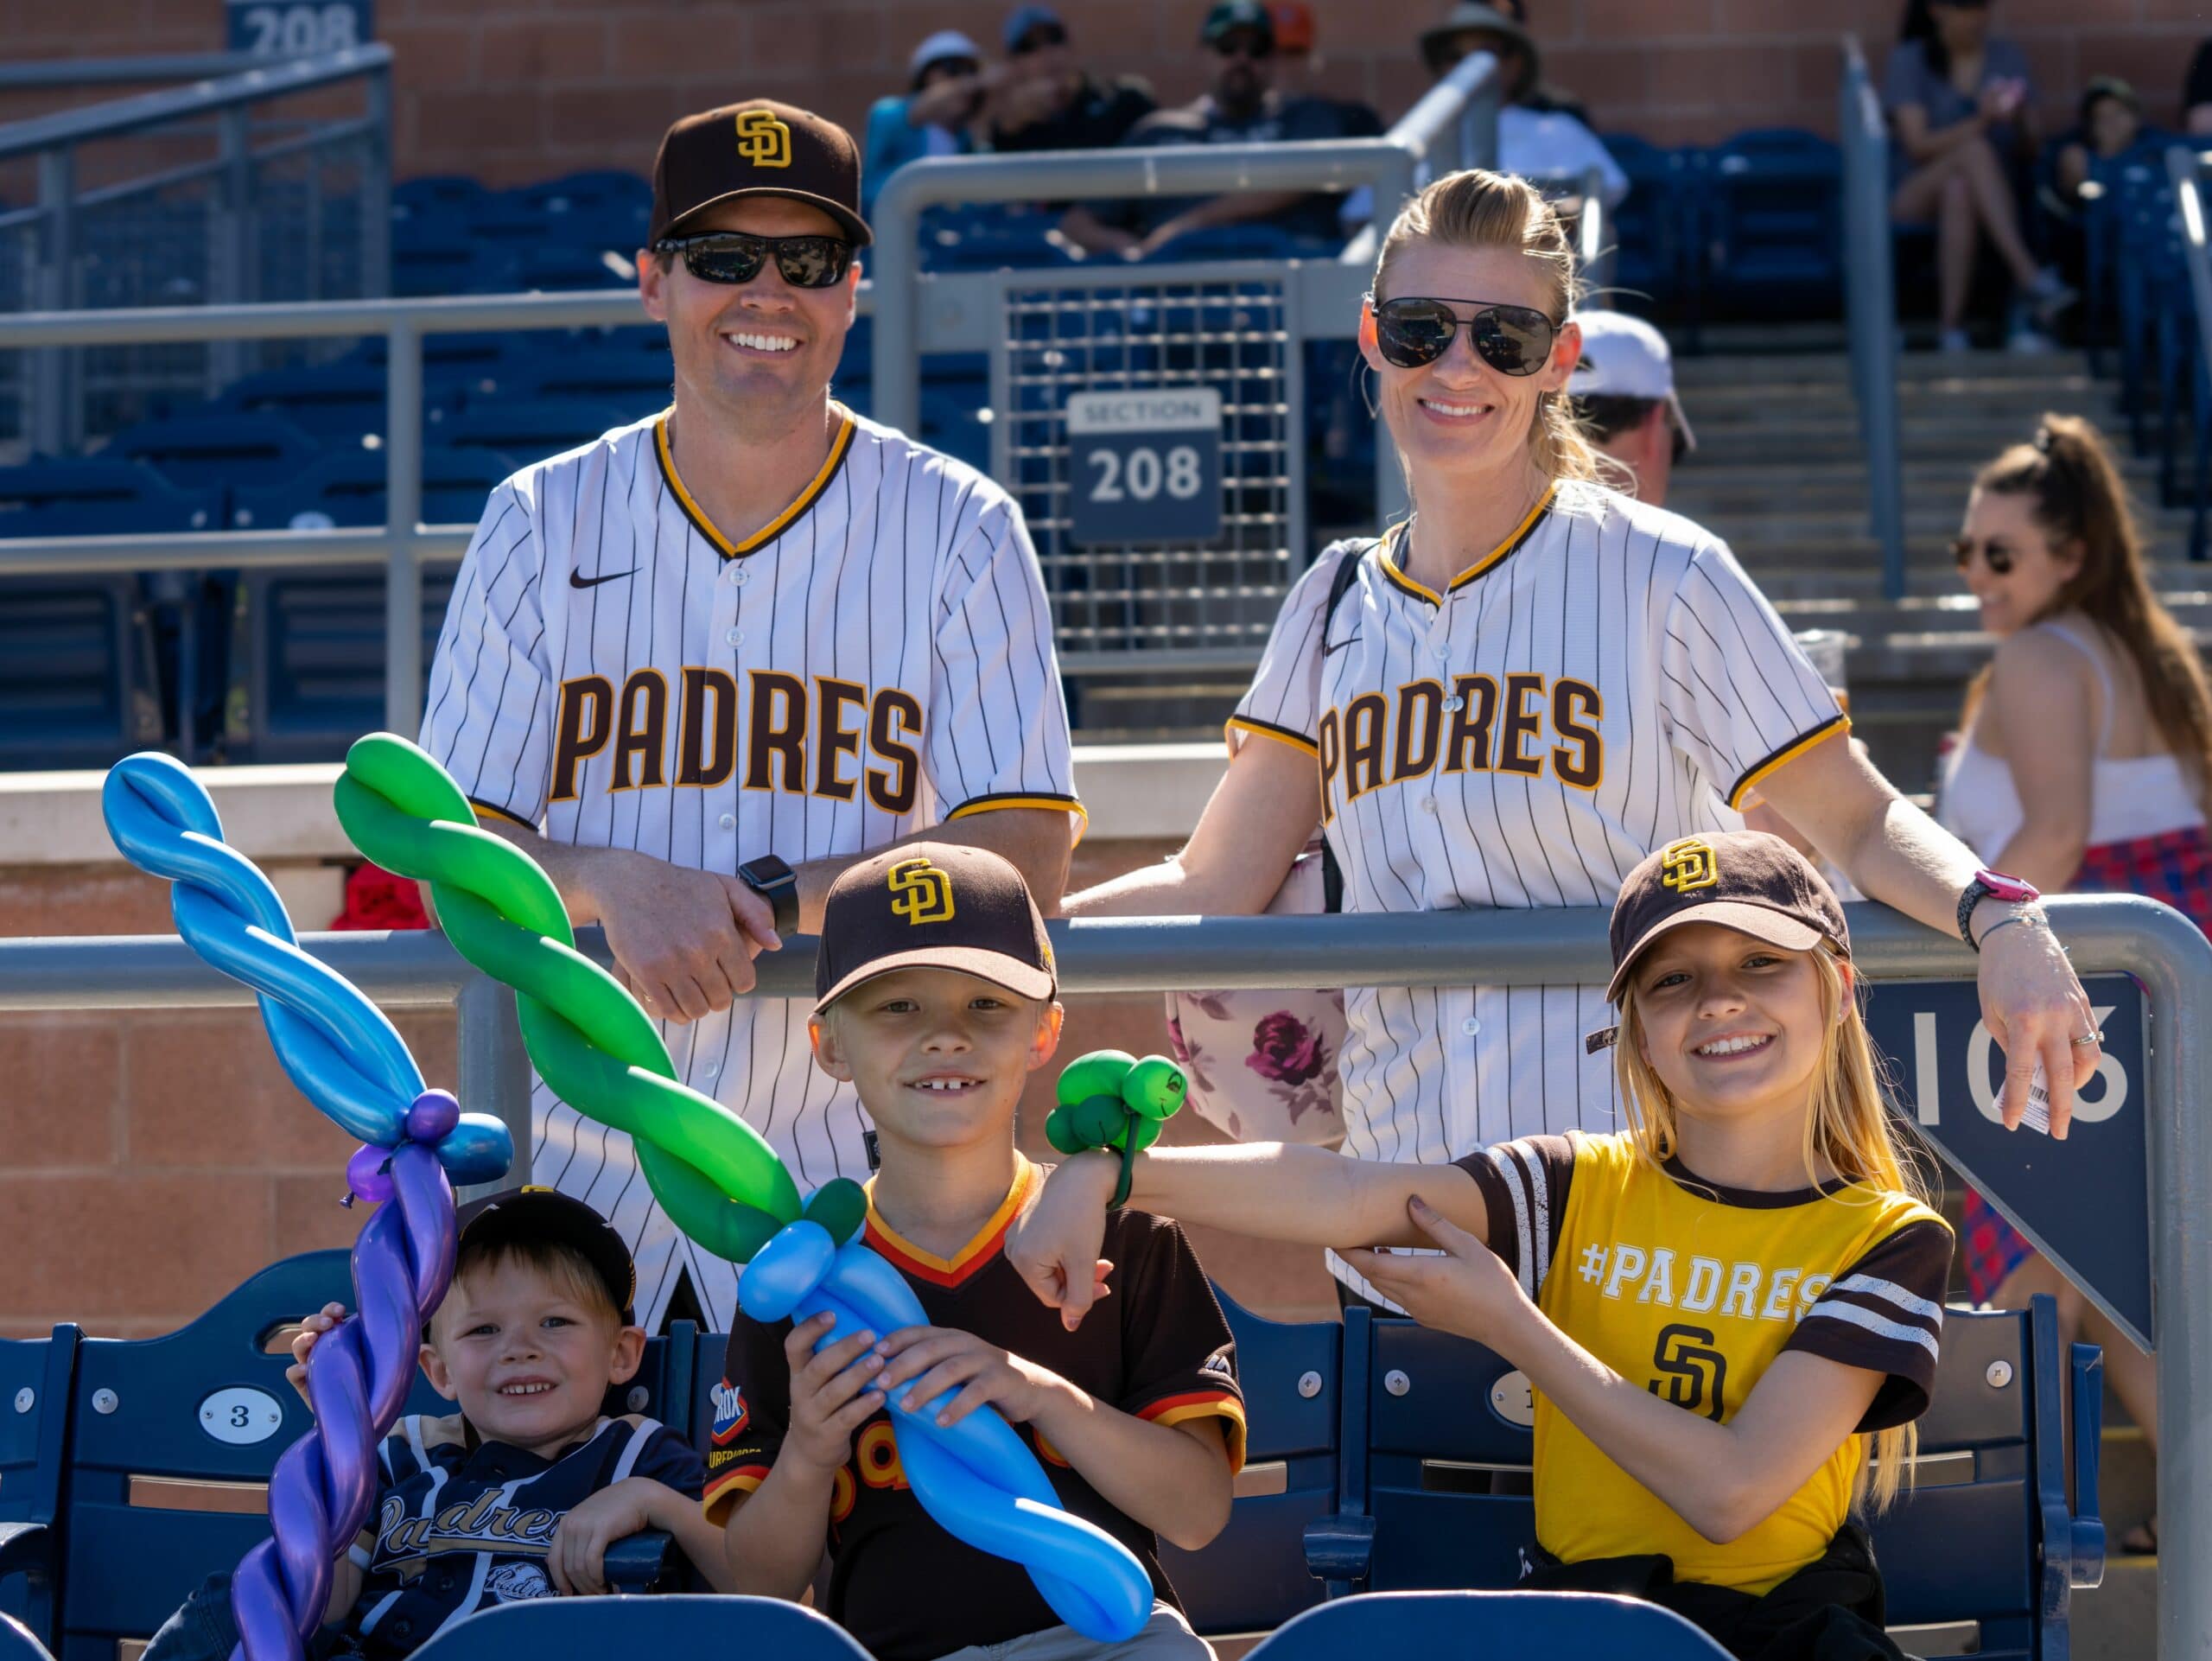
[861,29,990,218]
[1566,308,1697,506]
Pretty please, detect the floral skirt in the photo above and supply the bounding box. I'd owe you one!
[1962,824,2212,1303]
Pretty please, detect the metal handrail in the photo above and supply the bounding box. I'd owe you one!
[0,894,2203,1655]
[0,45,393,160]
[1840,35,1908,598]
[0,54,322,92]
[2166,145,2212,372]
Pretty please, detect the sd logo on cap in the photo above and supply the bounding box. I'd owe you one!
[651,98,871,247]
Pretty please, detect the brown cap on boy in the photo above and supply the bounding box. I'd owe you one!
[813,843,1056,1014]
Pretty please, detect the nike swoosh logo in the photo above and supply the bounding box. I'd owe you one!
[1323,634,1362,656]
[569,567,637,589]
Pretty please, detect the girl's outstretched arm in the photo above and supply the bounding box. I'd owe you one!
[1345,1200,1889,1544]
[1010,1142,1489,1328]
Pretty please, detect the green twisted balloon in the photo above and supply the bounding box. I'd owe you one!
[1046,1051,1186,1207]
[333,732,867,1260]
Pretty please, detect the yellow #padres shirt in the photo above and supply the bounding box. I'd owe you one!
[1456,1130,1953,1594]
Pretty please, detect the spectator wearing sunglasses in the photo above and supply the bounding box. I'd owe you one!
[1564,308,1694,506]
[1062,169,2104,1315]
[1417,3,1625,211]
[861,31,988,220]
[1061,1,1371,260]
[988,3,1156,156]
[1885,0,2071,353]
[1935,414,2208,1556]
[418,99,1080,1337]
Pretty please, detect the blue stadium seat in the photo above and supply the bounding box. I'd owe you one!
[225,563,459,762]
[215,362,391,442]
[0,1613,52,1661]
[0,460,193,768]
[405,1595,873,1660]
[1600,133,1706,316]
[0,1328,78,1645]
[516,351,675,412]
[105,411,321,502]
[514,169,652,220]
[227,446,516,531]
[512,245,637,292]
[434,398,636,467]
[1141,224,1300,264]
[1244,1589,1730,1659]
[393,175,489,218]
[0,458,218,537]
[1158,1292,1339,1639]
[1704,128,1842,318]
[1308,1297,2101,1660]
[49,1254,692,1657]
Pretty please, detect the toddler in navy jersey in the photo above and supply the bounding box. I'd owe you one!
[146,1188,733,1659]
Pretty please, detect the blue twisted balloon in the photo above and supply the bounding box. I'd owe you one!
[102,752,515,1661]
[743,1225,1153,1641]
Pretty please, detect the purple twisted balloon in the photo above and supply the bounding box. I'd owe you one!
[230,1138,456,1661]
[100,752,503,1661]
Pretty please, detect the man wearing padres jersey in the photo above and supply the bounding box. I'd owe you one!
[420,100,1082,1333]
[1065,168,2099,1310]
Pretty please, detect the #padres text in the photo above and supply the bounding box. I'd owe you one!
[551,669,925,810]
[1319,672,1603,820]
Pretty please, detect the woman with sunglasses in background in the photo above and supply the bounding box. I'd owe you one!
[1936,414,2212,1554]
[1064,167,2102,1314]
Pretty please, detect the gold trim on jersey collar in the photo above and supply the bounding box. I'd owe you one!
[1376,486,1557,606]
[654,405,855,561]
[862,1158,1038,1288]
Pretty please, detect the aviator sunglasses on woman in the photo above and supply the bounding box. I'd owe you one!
[652,231,855,289]
[1367,292,1560,375]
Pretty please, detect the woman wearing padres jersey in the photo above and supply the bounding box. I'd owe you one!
[1064,168,2099,1308]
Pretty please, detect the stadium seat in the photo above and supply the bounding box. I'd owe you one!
[48,1254,692,1657]
[0,1614,51,1661]
[512,245,638,293]
[435,398,637,466]
[404,1594,873,1659]
[1600,133,1707,321]
[215,362,391,442]
[393,175,490,218]
[0,1328,78,1645]
[514,351,674,412]
[513,169,652,220]
[227,446,516,531]
[1308,1297,2101,1661]
[104,411,321,502]
[1243,1589,1731,1659]
[0,460,193,767]
[1704,128,1842,319]
[1158,1291,1340,1639]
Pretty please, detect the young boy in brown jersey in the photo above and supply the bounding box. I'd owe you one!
[708,843,1243,1661]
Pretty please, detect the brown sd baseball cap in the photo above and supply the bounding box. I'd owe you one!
[453,1187,638,1325]
[814,843,1057,1014]
[650,99,872,249]
[1586,830,1849,1052]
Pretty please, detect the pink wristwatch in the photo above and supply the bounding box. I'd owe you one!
[1958,869,2039,949]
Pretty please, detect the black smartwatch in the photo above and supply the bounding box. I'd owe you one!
[737,855,800,935]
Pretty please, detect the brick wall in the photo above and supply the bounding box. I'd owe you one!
[3,1,2203,188]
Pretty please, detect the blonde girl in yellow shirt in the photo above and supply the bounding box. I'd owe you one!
[1013,830,1954,1658]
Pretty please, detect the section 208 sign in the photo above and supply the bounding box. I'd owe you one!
[1862,973,2150,1348]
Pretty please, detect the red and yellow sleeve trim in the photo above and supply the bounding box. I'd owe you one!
[468,798,537,830]
[702,1463,770,1526]
[656,408,855,560]
[1138,1391,1248,1474]
[1726,713,1852,811]
[1224,715,1320,759]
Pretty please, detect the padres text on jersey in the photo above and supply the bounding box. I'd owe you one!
[421,406,1082,1331]
[1229,482,1846,1303]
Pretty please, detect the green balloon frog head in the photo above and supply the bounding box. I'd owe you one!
[1045,1049,1188,1158]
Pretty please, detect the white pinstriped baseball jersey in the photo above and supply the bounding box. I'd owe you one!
[422,404,1081,1331]
[1230,479,1845,1301]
